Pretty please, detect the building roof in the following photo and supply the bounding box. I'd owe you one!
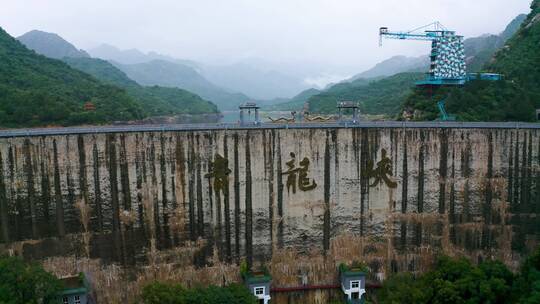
[59,275,88,296]
[243,270,272,284]
[339,263,367,278]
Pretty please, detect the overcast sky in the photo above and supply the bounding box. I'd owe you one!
[0,0,532,82]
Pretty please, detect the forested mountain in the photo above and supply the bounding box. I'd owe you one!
[115,60,250,110]
[17,30,89,59]
[402,2,540,122]
[266,88,321,111]
[0,27,144,127]
[349,56,429,81]
[90,44,309,101]
[308,73,424,115]
[63,57,218,115]
[0,27,218,128]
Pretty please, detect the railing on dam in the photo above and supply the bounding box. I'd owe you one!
[0,121,539,138]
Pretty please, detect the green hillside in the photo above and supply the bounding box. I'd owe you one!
[63,57,218,115]
[465,14,527,72]
[402,1,540,122]
[0,27,143,127]
[489,1,540,104]
[307,73,424,115]
[267,88,321,111]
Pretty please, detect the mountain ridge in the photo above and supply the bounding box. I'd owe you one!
[114,59,251,110]
[17,30,89,59]
[63,57,218,116]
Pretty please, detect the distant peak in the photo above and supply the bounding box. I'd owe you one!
[17,29,89,59]
[19,29,62,39]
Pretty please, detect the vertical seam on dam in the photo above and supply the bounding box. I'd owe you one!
[196,135,204,238]
[267,130,275,256]
[323,131,331,252]
[23,139,38,239]
[0,150,8,243]
[188,134,196,241]
[276,133,284,248]
[233,133,241,261]
[223,134,232,262]
[416,131,425,246]
[53,139,65,238]
[438,129,449,214]
[245,131,253,268]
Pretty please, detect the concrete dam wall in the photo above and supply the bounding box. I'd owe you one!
[0,125,539,275]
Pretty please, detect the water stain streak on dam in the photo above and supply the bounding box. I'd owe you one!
[0,123,539,273]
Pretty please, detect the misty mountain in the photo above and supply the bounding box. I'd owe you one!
[114,60,251,110]
[90,44,310,100]
[349,56,429,81]
[201,62,310,100]
[17,30,89,59]
[464,14,527,71]
[88,44,197,67]
[63,57,218,116]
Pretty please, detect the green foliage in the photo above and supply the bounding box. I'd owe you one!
[378,256,515,304]
[351,260,369,273]
[339,261,369,274]
[307,73,424,116]
[512,247,540,303]
[239,259,249,277]
[141,282,186,304]
[0,256,62,304]
[0,26,145,127]
[403,80,534,121]
[487,3,540,109]
[377,273,428,304]
[140,281,257,304]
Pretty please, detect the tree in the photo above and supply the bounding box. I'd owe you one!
[0,255,61,304]
[377,272,428,304]
[140,282,187,304]
[378,256,515,304]
[140,281,257,304]
[513,247,540,303]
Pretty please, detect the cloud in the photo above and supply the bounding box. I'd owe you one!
[0,0,532,75]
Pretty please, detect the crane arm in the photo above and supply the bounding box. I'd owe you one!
[378,22,456,46]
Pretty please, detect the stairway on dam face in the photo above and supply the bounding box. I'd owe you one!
[0,126,539,301]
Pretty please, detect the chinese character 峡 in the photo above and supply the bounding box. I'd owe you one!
[205,154,231,195]
[364,148,397,189]
[282,152,317,194]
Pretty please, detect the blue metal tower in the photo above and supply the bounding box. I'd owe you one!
[379,22,467,86]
